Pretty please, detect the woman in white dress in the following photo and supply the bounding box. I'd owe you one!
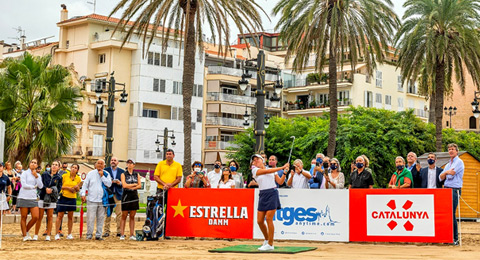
[325,158,345,189]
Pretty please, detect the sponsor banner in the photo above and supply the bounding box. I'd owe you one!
[350,189,453,243]
[165,188,255,239]
[253,189,350,242]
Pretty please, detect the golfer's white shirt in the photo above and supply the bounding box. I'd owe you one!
[252,167,277,190]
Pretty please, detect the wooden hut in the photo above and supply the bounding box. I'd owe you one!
[418,152,480,220]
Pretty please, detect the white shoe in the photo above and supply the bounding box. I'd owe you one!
[119,235,125,240]
[129,236,136,241]
[32,235,38,241]
[66,234,74,240]
[258,244,274,251]
[55,234,61,240]
[23,235,32,241]
[45,235,51,241]
[262,240,268,247]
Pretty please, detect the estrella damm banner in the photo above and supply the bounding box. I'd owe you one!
[165,188,255,239]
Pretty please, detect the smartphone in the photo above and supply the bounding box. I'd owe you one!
[316,157,323,166]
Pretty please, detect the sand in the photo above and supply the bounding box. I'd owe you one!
[0,220,479,259]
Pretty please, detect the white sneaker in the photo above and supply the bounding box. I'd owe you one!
[129,236,136,241]
[55,234,61,240]
[119,235,125,240]
[66,234,74,240]
[45,235,51,241]
[258,244,274,251]
[23,235,32,241]
[32,235,38,241]
[262,240,268,247]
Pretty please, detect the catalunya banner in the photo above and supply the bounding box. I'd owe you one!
[165,188,255,239]
[253,189,350,242]
[350,189,453,243]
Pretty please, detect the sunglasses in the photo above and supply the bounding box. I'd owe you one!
[194,163,202,167]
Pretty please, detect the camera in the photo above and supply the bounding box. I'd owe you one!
[323,162,329,169]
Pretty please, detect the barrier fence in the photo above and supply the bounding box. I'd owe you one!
[165,188,454,244]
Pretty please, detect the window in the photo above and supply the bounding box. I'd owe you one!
[154,53,160,66]
[147,52,154,65]
[197,84,203,97]
[191,122,196,130]
[142,109,158,118]
[385,95,392,105]
[99,54,106,64]
[161,54,167,67]
[317,93,329,105]
[364,91,373,107]
[397,97,404,111]
[375,93,382,108]
[469,116,477,129]
[197,109,202,123]
[376,70,382,88]
[173,81,183,94]
[93,135,103,157]
[160,79,166,92]
[408,81,417,94]
[144,150,150,159]
[397,76,404,92]
[153,78,159,92]
[167,55,173,68]
[222,86,237,95]
[171,107,184,120]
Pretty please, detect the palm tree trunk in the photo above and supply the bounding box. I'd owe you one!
[327,41,338,158]
[428,92,435,123]
[434,60,445,152]
[181,12,196,178]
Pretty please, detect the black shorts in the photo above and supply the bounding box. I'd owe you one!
[56,196,77,212]
[258,188,281,211]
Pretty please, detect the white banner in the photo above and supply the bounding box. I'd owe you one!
[366,194,435,237]
[253,189,349,242]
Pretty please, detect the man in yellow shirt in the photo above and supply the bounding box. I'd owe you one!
[153,149,182,239]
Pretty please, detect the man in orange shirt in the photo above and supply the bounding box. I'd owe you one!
[153,149,182,239]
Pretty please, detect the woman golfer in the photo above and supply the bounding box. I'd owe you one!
[251,154,289,251]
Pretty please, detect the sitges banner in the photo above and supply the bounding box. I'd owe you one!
[165,188,255,239]
[350,189,453,243]
[253,189,350,242]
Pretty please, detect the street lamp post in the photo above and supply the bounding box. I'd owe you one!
[239,50,283,154]
[155,127,176,160]
[94,72,128,167]
[444,106,457,128]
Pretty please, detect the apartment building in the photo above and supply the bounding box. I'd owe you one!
[202,43,283,165]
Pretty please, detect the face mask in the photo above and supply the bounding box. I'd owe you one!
[427,159,435,165]
[214,164,220,169]
[330,164,338,170]
[46,168,51,172]
[356,162,364,169]
[311,164,316,169]
[194,168,201,172]
[396,165,404,171]
[230,166,237,172]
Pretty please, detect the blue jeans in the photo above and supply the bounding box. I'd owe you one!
[451,188,461,242]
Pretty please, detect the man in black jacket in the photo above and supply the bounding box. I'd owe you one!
[103,157,125,237]
[407,152,421,188]
[420,153,445,188]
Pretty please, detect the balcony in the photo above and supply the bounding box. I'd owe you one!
[284,99,353,116]
[207,93,281,108]
[88,113,107,124]
[207,65,278,81]
[206,116,253,128]
[86,147,104,157]
[204,140,240,150]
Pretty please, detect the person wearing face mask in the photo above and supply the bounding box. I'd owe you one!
[229,160,244,188]
[325,158,345,189]
[185,161,210,188]
[420,153,445,188]
[207,160,222,188]
[309,154,327,189]
[388,156,413,189]
[349,156,374,189]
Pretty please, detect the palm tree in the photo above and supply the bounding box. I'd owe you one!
[0,53,83,164]
[274,0,399,157]
[395,0,480,151]
[110,0,265,177]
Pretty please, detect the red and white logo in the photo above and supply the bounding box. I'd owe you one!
[366,195,435,237]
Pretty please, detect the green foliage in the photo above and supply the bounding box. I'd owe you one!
[0,53,83,164]
[226,107,480,188]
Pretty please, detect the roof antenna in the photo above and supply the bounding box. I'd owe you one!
[87,0,96,14]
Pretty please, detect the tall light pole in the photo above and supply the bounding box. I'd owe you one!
[240,50,282,154]
[94,72,128,167]
[444,106,457,128]
[155,127,176,160]
[471,91,480,119]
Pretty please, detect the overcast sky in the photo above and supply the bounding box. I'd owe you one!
[1,0,405,45]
